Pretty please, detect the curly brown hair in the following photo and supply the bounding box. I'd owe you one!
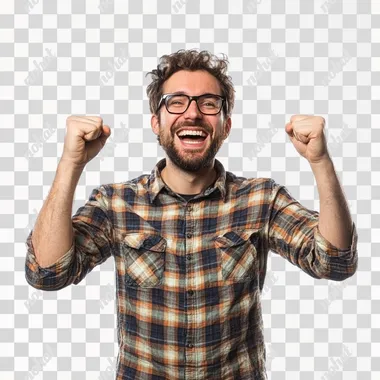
[146,49,235,117]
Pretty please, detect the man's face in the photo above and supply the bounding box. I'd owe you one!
[151,70,231,173]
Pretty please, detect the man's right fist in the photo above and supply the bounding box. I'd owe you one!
[61,116,111,167]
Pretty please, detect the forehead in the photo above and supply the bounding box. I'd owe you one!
[162,70,222,95]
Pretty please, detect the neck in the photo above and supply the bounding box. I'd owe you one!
[161,159,217,195]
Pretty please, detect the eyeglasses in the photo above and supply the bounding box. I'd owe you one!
[156,93,226,115]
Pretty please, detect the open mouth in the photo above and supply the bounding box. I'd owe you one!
[176,134,208,148]
[176,132,209,148]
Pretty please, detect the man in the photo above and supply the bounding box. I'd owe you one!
[25,49,358,379]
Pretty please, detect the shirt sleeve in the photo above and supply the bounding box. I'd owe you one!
[25,185,114,291]
[267,180,358,281]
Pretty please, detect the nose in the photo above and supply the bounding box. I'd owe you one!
[183,98,202,119]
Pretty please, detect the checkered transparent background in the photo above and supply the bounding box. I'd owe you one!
[0,0,379,378]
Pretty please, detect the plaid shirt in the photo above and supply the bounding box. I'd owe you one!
[25,158,358,380]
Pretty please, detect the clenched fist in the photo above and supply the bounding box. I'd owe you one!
[61,116,111,167]
[285,115,330,164]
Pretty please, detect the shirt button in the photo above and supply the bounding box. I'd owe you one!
[186,254,192,260]
[187,205,192,211]
[186,233,192,238]
[186,343,194,349]
[188,290,194,296]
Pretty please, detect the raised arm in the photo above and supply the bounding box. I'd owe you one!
[25,116,113,290]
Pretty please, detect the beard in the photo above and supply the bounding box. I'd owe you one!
[157,119,225,173]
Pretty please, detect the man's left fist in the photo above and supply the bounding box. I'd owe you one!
[285,115,330,164]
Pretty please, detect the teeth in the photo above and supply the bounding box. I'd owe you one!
[182,140,205,144]
[177,130,207,137]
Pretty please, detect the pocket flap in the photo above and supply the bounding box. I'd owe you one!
[213,228,259,248]
[123,233,167,252]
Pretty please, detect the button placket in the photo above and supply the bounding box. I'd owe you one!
[185,231,194,298]
[184,202,196,361]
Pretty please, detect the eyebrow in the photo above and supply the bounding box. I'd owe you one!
[167,92,223,97]
[170,91,188,95]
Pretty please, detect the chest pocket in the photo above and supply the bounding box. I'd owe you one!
[214,228,260,282]
[122,233,166,288]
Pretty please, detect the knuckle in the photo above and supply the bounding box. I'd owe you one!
[91,116,103,124]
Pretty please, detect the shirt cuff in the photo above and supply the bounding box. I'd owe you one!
[314,221,358,259]
[25,230,75,277]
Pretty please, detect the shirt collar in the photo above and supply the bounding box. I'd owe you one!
[147,158,227,204]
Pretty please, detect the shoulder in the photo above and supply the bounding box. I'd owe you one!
[97,173,151,199]
[226,171,276,194]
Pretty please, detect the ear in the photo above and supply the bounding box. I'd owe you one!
[151,114,159,135]
[223,116,232,140]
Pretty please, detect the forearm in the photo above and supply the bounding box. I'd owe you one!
[310,157,353,250]
[31,159,85,268]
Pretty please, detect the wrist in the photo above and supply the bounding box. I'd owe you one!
[309,155,333,168]
[59,157,86,172]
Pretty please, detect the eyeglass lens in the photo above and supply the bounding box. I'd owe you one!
[166,95,223,114]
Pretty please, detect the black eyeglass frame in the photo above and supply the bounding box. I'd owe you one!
[156,93,227,116]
